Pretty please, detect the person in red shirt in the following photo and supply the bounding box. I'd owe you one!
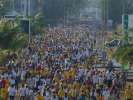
[1,78,6,88]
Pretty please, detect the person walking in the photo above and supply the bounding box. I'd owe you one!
[8,85,16,100]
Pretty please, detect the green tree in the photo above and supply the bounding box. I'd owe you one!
[31,13,45,34]
[113,45,133,64]
[0,19,21,48]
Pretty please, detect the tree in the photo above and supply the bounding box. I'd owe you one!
[31,13,45,34]
[113,45,133,64]
[0,19,21,48]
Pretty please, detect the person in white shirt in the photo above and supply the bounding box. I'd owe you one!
[10,77,15,86]
[39,85,45,96]
[102,88,110,100]
[25,86,30,99]
[12,70,17,78]
[98,75,104,84]
[92,74,97,85]
[44,90,50,100]
[19,85,26,100]
[90,89,97,100]
[29,88,34,100]
[21,70,26,81]
[51,95,59,100]
[8,85,16,100]
[64,93,68,100]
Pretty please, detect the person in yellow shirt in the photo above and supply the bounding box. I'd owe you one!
[63,70,69,80]
[53,74,59,83]
[0,87,8,100]
[124,86,133,100]
[80,83,86,92]
[74,81,80,91]
[67,83,72,90]
[70,88,77,100]
[58,87,65,99]
[69,68,76,78]
[36,92,44,100]
[67,88,71,97]
[132,86,133,97]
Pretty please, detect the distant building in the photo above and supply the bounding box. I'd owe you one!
[6,0,37,17]
[80,7,102,21]
[79,0,102,21]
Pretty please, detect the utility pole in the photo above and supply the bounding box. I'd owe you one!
[122,0,130,75]
[12,0,15,11]
[21,0,31,44]
[122,0,129,44]
[28,0,31,44]
[24,0,27,17]
[21,0,27,17]
[102,0,108,50]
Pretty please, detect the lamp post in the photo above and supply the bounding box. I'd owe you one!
[28,0,31,44]
[21,0,31,44]
[102,0,108,50]
[12,0,15,11]
[122,0,129,44]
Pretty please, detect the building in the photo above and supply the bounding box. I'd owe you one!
[80,7,102,21]
[6,0,38,17]
[79,0,102,21]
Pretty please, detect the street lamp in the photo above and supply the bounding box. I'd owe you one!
[28,0,31,44]
[101,0,108,50]
[21,0,31,44]
[122,0,129,44]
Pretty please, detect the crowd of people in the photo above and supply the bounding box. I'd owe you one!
[0,27,132,100]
